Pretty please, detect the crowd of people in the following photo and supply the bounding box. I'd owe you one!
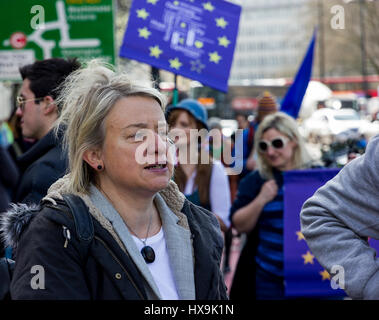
[0,57,378,300]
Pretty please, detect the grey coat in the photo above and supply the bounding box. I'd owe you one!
[300,134,379,300]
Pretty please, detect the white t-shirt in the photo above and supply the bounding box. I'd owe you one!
[131,227,180,300]
[183,160,231,228]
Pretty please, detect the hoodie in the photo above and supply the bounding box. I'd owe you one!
[300,134,379,300]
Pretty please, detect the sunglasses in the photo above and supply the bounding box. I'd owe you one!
[16,96,43,111]
[258,136,289,153]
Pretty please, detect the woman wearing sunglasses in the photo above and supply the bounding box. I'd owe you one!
[229,112,313,300]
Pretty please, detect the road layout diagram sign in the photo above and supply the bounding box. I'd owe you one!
[0,0,115,81]
[120,0,241,92]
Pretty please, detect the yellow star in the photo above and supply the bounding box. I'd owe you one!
[218,36,230,48]
[174,1,179,5]
[138,27,151,39]
[296,231,305,241]
[302,251,315,265]
[179,38,184,44]
[169,57,182,70]
[147,0,158,4]
[209,51,221,64]
[136,8,149,20]
[149,45,162,58]
[194,41,203,48]
[215,17,228,28]
[320,269,331,281]
[203,2,214,12]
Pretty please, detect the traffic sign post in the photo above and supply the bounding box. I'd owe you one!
[0,0,115,81]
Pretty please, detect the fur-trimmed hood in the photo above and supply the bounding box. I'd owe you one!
[0,203,40,250]
[0,174,187,252]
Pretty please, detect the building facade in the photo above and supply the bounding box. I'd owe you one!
[229,0,314,83]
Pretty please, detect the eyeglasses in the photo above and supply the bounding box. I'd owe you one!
[16,96,43,111]
[258,136,289,153]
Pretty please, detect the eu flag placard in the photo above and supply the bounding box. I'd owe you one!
[283,169,346,298]
[119,0,241,92]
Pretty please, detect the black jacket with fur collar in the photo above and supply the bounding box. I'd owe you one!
[0,177,228,300]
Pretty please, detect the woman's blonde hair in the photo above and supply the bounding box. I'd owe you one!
[55,59,167,194]
[254,112,312,179]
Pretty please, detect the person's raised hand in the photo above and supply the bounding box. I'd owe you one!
[258,179,278,204]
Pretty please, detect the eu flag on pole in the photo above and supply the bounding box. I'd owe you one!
[119,0,241,93]
[280,30,317,118]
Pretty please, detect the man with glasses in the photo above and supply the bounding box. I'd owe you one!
[13,58,81,204]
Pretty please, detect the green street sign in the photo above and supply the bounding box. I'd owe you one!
[0,0,115,81]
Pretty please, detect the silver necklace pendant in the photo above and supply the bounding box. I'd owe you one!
[141,245,155,263]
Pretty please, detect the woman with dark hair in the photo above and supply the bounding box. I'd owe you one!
[166,99,231,232]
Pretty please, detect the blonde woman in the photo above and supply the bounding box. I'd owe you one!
[229,112,313,300]
[1,61,227,300]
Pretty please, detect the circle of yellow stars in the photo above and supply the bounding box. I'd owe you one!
[297,231,331,282]
[135,1,235,75]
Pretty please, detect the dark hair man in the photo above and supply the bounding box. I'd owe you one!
[13,58,81,204]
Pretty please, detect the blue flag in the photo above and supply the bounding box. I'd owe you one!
[119,0,241,92]
[283,169,346,298]
[284,168,379,298]
[280,30,316,118]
